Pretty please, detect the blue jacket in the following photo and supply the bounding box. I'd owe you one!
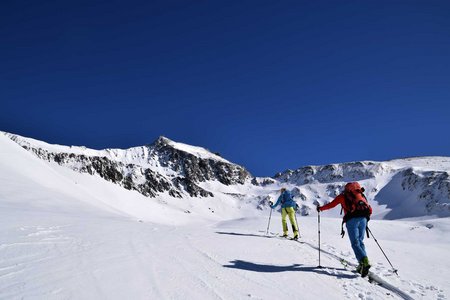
[271,190,297,209]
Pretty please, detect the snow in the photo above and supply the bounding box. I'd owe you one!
[387,156,450,172]
[1,134,450,299]
[159,136,232,164]
[2,132,232,166]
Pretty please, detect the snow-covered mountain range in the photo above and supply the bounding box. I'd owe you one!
[3,131,450,220]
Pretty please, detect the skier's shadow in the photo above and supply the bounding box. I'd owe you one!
[216,231,271,238]
[217,231,357,279]
[224,260,357,279]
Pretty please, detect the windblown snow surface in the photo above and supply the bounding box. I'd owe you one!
[1,134,449,299]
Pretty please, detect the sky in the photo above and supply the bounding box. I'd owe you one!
[1,0,450,176]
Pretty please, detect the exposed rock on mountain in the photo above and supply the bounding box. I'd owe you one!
[274,161,390,184]
[374,168,450,219]
[5,133,253,198]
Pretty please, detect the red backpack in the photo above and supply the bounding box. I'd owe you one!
[342,182,371,221]
[340,182,372,238]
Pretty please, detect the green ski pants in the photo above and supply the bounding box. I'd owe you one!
[281,207,299,236]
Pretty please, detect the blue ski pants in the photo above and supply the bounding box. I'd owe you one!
[345,217,368,262]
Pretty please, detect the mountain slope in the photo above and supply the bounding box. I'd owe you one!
[4,132,253,199]
[0,131,196,225]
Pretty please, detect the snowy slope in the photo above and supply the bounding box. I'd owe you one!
[0,133,196,224]
[1,133,450,299]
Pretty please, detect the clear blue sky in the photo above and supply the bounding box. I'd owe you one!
[1,1,450,176]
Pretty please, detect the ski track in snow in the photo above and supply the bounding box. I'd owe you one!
[316,241,446,300]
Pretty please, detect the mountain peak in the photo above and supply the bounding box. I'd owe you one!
[150,136,232,164]
[154,136,172,145]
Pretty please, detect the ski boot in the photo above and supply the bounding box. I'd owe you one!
[355,263,362,274]
[360,257,371,278]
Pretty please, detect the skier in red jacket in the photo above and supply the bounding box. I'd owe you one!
[317,182,372,277]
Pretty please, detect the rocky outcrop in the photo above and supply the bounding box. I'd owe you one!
[274,161,389,184]
[17,144,183,197]
[7,134,253,199]
[401,168,450,214]
[149,137,250,186]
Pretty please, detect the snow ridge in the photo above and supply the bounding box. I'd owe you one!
[3,132,253,199]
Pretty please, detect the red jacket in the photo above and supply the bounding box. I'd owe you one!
[319,194,373,216]
[319,194,349,214]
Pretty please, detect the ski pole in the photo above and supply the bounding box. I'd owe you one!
[266,207,273,235]
[318,209,322,268]
[293,207,301,238]
[367,226,398,276]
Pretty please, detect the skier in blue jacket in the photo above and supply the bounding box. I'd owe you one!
[270,188,299,240]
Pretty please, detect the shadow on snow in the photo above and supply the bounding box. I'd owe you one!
[223,260,357,279]
[216,231,273,238]
[216,231,355,266]
[216,231,357,279]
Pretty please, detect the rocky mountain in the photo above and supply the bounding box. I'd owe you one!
[4,133,253,199]
[274,161,390,184]
[275,157,450,219]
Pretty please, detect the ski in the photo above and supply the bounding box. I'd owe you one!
[289,237,305,244]
[337,258,413,299]
[267,233,304,243]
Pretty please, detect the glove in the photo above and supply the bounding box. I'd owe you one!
[316,205,321,212]
[269,201,274,207]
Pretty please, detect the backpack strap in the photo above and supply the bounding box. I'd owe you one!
[341,220,345,238]
[341,210,350,238]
